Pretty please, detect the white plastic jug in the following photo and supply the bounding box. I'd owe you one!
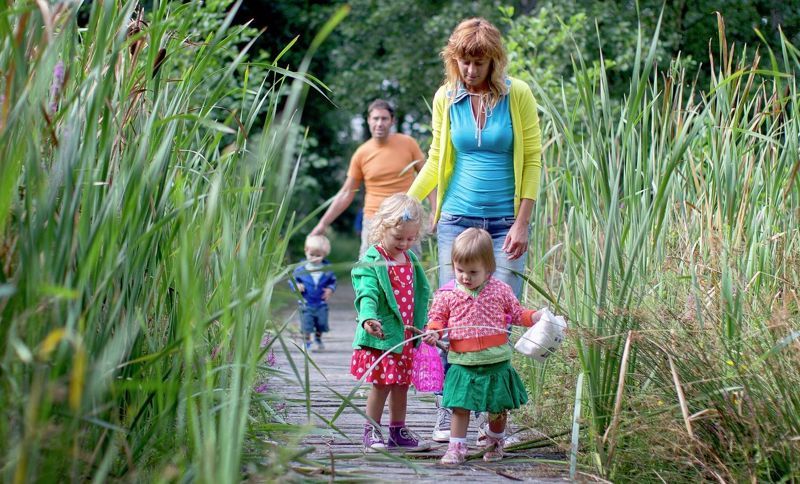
[514,307,567,362]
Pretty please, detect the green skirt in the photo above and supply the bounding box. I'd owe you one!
[441,360,528,413]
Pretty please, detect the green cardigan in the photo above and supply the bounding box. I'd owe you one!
[408,77,542,222]
[351,246,431,354]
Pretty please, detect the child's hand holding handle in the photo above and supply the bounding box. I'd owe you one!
[422,329,440,346]
[405,325,448,351]
[363,319,384,339]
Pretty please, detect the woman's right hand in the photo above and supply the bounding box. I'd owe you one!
[363,319,384,339]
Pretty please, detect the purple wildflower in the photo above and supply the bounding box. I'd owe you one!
[266,350,277,367]
[260,334,278,367]
[253,334,278,393]
[49,60,65,114]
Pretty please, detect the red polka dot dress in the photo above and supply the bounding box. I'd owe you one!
[350,245,415,385]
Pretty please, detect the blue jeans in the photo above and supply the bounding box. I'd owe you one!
[437,212,527,298]
[300,304,329,336]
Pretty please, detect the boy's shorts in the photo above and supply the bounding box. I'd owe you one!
[300,305,329,334]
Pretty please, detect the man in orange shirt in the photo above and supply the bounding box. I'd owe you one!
[311,99,429,256]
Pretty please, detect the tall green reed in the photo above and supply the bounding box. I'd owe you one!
[0,1,342,481]
[520,12,799,480]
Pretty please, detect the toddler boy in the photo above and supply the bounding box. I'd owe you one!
[291,235,336,351]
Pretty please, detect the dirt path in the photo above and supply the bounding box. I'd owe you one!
[279,283,571,482]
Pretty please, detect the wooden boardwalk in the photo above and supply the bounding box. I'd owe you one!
[279,283,572,482]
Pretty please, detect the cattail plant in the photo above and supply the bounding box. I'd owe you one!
[512,9,800,481]
[0,0,344,481]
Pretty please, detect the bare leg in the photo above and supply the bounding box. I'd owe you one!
[449,408,471,438]
[387,385,409,423]
[366,384,391,425]
[488,411,507,433]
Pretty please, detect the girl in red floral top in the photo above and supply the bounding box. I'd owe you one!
[423,228,542,465]
[350,194,432,453]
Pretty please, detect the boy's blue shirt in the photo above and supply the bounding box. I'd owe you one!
[291,259,336,308]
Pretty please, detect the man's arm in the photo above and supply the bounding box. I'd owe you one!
[310,176,361,236]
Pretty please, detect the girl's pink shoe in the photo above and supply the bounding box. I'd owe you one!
[440,441,468,465]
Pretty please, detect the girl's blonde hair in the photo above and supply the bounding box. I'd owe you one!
[368,194,426,245]
[451,228,496,273]
[441,17,508,107]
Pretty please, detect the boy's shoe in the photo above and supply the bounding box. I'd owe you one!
[440,441,468,465]
[315,340,325,351]
[363,424,386,452]
[482,435,504,462]
[303,341,312,352]
[388,426,430,452]
[431,395,451,442]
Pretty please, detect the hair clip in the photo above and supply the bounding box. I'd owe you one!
[400,209,414,222]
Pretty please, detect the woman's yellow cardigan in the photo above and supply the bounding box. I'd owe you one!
[408,77,542,222]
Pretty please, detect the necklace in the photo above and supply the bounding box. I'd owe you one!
[467,91,493,147]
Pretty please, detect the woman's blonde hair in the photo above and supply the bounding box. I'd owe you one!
[441,17,508,107]
[451,228,496,273]
[368,194,426,245]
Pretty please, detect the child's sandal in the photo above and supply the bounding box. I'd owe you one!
[440,441,468,465]
[482,435,504,462]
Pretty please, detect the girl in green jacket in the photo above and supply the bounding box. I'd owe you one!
[349,194,432,453]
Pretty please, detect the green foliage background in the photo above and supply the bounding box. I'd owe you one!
[257,0,798,239]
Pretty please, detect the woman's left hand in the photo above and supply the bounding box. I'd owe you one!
[502,220,530,260]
